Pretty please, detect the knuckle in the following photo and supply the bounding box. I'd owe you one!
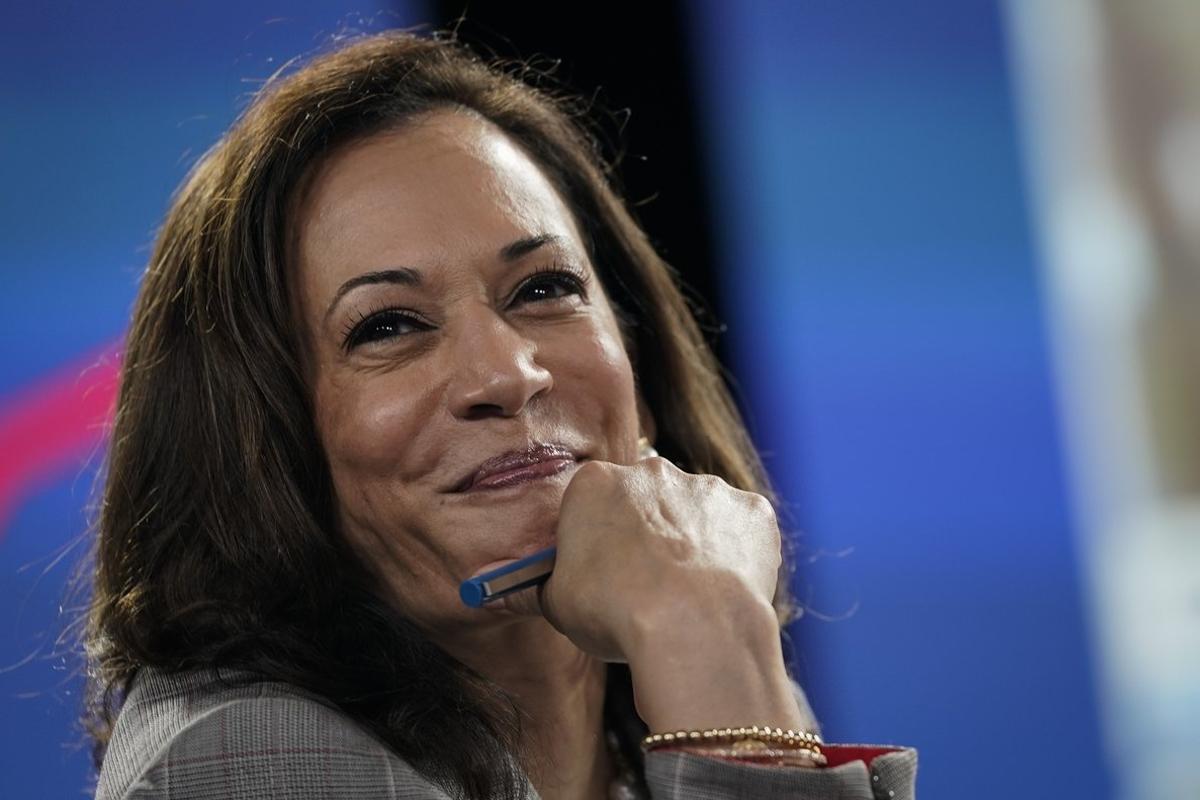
[574,459,614,482]
[642,455,673,475]
[689,472,724,493]
[748,491,775,516]
[566,459,618,496]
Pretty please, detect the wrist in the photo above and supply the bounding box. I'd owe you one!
[621,575,777,658]
[624,591,807,733]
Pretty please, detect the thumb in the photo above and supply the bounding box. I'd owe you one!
[493,583,545,617]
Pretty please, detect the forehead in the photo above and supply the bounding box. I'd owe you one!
[293,108,587,304]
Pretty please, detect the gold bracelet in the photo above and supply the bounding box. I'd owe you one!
[674,738,828,767]
[641,725,823,755]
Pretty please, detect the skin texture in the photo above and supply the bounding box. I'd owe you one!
[292,107,646,638]
[291,108,807,799]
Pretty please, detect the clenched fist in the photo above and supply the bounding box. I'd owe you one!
[497,456,784,663]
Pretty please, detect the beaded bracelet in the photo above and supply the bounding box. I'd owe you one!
[687,738,827,767]
[641,725,825,764]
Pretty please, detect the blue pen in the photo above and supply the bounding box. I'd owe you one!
[459,444,657,608]
[459,546,557,608]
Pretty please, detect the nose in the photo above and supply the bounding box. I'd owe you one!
[444,309,553,420]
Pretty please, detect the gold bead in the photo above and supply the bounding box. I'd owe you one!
[641,724,826,754]
[731,738,768,753]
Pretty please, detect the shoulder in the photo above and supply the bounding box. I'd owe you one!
[97,667,452,800]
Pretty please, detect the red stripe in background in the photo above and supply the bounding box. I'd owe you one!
[0,340,123,542]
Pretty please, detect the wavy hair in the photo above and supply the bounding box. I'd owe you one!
[84,28,797,799]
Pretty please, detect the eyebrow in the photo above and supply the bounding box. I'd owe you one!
[322,233,564,325]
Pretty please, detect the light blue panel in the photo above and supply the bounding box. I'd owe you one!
[688,2,1110,797]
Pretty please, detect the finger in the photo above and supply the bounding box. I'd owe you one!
[492,583,544,617]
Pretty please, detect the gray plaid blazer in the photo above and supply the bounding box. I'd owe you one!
[96,668,917,799]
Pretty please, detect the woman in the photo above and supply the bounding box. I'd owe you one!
[85,29,916,799]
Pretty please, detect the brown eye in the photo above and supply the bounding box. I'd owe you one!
[512,268,587,306]
[343,309,429,349]
[516,273,580,302]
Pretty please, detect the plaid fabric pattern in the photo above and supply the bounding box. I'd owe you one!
[97,668,917,799]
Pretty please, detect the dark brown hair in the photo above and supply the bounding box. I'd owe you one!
[85,28,796,799]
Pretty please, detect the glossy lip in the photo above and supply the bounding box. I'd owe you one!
[450,443,579,493]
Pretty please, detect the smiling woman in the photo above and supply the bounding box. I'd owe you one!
[84,29,916,800]
[292,113,647,638]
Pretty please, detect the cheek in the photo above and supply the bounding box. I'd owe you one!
[315,370,434,480]
[550,323,640,432]
[313,370,448,590]
[594,328,636,397]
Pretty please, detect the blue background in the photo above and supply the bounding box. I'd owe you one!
[690,2,1109,797]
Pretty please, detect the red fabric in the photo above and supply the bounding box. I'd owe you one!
[821,744,905,768]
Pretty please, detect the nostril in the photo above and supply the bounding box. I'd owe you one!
[464,403,506,421]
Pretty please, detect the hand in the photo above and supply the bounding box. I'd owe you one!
[499,456,783,663]
[496,455,811,733]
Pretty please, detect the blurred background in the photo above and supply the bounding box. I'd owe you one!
[2,1,1196,797]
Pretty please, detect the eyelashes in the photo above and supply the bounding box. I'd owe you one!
[340,307,429,350]
[511,262,590,305]
[340,262,591,350]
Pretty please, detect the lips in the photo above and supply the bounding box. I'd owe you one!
[451,443,579,493]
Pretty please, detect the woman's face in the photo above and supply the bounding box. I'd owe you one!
[291,108,647,634]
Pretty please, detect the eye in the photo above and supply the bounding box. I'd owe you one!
[342,308,429,350]
[512,265,589,306]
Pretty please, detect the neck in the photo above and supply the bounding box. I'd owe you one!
[432,617,615,799]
